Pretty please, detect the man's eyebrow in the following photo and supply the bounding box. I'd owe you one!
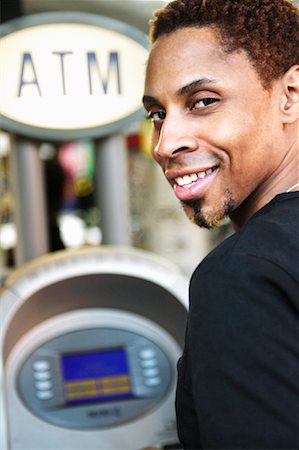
[177,78,217,96]
[142,95,159,106]
[142,78,217,106]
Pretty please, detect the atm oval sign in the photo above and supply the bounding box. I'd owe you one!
[0,13,149,140]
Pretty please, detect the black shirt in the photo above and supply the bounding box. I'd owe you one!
[176,193,299,449]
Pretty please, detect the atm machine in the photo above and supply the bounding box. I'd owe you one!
[0,246,188,450]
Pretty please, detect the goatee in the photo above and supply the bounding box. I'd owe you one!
[182,195,235,229]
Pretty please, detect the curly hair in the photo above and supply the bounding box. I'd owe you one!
[149,0,299,88]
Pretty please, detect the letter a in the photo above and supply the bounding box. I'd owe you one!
[17,52,42,97]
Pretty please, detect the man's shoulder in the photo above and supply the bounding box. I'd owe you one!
[194,193,299,282]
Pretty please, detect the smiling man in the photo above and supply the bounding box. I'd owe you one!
[143,0,299,448]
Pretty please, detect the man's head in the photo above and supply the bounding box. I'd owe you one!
[143,0,299,229]
[149,0,299,90]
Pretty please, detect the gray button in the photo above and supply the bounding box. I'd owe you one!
[35,380,53,391]
[33,371,51,381]
[143,368,160,377]
[33,360,50,371]
[139,348,156,359]
[144,377,162,387]
[36,390,54,400]
[140,359,158,368]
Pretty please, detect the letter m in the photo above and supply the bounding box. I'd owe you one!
[87,51,122,95]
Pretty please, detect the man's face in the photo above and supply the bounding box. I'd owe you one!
[143,27,285,228]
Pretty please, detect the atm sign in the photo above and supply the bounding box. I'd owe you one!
[0,13,149,140]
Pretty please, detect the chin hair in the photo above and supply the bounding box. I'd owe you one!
[183,196,235,230]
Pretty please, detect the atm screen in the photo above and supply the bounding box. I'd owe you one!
[60,347,133,404]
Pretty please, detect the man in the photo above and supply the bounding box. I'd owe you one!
[143,0,299,448]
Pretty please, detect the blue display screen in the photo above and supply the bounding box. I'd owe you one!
[61,348,133,404]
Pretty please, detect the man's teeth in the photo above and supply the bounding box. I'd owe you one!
[175,168,215,187]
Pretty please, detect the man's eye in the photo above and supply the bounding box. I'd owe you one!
[193,97,218,109]
[147,110,166,122]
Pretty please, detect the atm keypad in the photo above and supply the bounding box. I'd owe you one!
[139,347,162,387]
[32,360,54,400]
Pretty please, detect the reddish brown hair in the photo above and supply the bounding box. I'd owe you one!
[149,0,299,88]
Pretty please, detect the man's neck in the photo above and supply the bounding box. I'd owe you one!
[231,138,299,231]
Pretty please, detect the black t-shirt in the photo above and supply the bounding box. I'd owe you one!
[176,192,299,449]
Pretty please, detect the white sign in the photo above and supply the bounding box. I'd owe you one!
[0,13,149,139]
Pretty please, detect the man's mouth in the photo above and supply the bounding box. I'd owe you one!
[174,166,218,187]
[172,165,219,202]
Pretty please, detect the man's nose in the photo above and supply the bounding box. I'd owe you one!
[152,115,198,162]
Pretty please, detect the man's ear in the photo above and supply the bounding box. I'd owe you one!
[280,65,299,124]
